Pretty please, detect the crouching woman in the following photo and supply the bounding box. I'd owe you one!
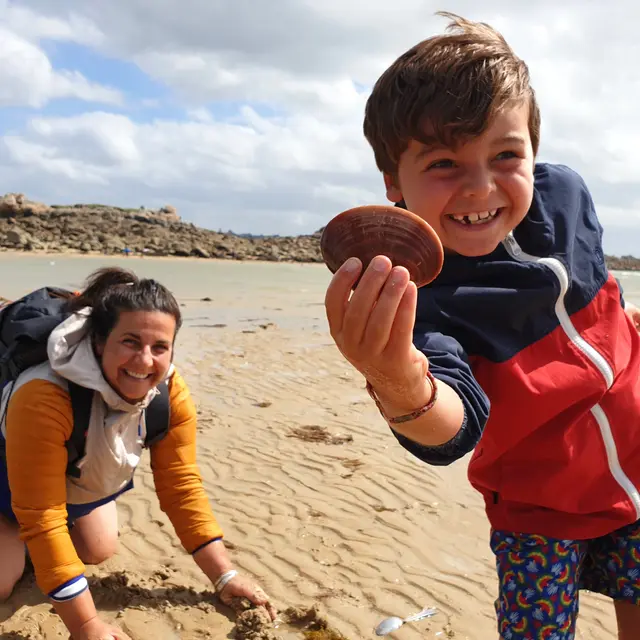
[0,267,275,640]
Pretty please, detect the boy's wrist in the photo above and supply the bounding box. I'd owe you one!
[367,373,435,418]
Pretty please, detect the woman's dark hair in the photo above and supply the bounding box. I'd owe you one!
[66,267,182,343]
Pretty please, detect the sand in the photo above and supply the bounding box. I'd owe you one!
[0,298,620,639]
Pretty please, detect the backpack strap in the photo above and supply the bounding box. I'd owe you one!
[65,380,171,479]
[66,381,94,479]
[144,382,171,447]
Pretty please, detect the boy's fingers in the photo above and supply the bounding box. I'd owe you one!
[362,266,410,353]
[325,257,362,336]
[384,280,418,356]
[341,256,392,346]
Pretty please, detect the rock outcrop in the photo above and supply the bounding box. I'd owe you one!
[0,193,323,262]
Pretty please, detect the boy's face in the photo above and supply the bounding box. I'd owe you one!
[384,102,535,257]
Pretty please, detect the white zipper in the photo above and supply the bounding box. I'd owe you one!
[503,232,640,518]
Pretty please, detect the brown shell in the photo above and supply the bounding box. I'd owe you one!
[320,205,444,288]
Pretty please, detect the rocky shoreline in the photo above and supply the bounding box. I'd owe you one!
[0,193,323,263]
[1,192,639,269]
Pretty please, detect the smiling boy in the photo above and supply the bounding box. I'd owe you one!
[324,12,640,639]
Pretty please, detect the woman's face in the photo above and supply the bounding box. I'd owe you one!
[95,310,176,403]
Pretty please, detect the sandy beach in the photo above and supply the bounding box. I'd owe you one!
[0,255,628,639]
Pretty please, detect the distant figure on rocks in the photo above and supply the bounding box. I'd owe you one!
[0,267,275,640]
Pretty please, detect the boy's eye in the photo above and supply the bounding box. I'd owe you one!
[426,159,455,170]
[496,150,518,160]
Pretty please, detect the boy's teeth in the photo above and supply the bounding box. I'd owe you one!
[449,209,499,225]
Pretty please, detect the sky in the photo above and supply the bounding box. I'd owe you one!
[1,1,639,256]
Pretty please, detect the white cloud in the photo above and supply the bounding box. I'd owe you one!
[597,205,640,229]
[2,0,640,254]
[0,0,103,46]
[4,137,109,184]
[1,106,380,235]
[0,25,121,108]
[137,50,366,114]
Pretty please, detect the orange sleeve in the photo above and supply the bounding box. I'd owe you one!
[5,379,85,595]
[150,369,224,552]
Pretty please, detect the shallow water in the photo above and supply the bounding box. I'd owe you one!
[0,252,333,331]
[2,252,639,316]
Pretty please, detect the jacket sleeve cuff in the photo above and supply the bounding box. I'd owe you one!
[391,407,474,466]
[190,536,223,555]
[48,574,88,602]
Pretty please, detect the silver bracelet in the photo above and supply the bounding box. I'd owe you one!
[214,569,238,593]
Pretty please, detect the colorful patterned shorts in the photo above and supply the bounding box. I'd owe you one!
[491,520,640,639]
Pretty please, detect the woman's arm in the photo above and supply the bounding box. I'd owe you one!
[5,379,99,634]
[149,370,224,554]
[150,370,276,618]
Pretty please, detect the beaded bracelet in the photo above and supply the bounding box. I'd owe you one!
[366,371,438,424]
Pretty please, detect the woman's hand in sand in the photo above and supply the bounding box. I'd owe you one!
[218,575,277,621]
[73,617,132,640]
[325,255,431,410]
[625,302,640,332]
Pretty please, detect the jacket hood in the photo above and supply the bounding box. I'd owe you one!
[47,307,174,412]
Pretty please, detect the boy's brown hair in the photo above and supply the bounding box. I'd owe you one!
[363,12,540,176]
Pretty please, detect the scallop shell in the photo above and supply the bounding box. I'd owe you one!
[320,205,444,288]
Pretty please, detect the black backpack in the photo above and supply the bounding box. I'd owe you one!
[0,287,170,478]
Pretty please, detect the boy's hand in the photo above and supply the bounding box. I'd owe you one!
[324,255,432,411]
[625,302,640,332]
